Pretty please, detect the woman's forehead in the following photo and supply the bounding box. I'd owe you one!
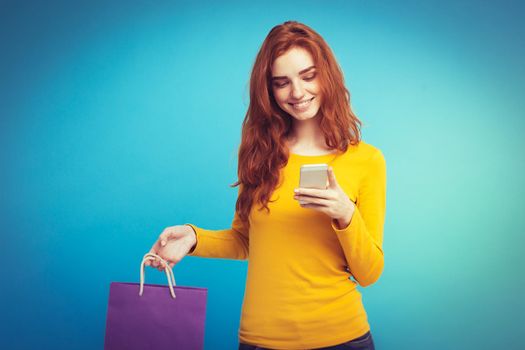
[271,47,315,76]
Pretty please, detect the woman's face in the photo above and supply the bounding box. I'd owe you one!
[271,47,322,121]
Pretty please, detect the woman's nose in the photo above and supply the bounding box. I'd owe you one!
[290,80,305,100]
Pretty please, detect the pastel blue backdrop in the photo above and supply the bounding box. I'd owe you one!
[1,1,524,349]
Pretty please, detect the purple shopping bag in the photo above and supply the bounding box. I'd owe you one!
[104,253,207,350]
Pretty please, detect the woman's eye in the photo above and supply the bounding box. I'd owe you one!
[303,73,316,81]
[273,73,316,88]
[274,81,289,88]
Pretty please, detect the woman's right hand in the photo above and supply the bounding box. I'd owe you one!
[146,225,197,271]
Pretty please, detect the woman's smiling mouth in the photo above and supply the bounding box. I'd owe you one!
[289,97,315,110]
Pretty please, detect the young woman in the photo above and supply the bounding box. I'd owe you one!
[147,21,386,350]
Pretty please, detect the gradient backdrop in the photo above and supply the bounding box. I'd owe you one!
[1,1,524,349]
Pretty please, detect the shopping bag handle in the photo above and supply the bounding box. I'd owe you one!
[139,253,177,299]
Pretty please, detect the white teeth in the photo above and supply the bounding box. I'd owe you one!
[291,97,313,109]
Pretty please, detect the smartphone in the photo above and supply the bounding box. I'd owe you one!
[299,164,329,205]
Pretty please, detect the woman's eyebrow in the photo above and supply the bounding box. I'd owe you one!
[272,65,316,80]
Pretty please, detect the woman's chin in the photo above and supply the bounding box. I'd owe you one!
[289,109,320,121]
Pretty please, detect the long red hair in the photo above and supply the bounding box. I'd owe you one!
[231,21,362,225]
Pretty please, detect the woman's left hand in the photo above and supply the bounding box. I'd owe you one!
[293,166,355,229]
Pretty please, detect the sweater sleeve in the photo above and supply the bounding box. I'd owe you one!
[331,149,387,287]
[184,208,249,260]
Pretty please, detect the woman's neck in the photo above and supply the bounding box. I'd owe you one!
[286,117,332,154]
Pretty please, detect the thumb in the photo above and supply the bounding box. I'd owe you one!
[159,227,180,246]
[328,166,338,188]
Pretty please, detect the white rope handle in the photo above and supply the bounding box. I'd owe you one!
[139,252,177,299]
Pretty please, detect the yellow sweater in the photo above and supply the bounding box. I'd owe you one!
[186,141,386,349]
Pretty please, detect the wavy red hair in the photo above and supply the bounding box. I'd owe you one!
[231,21,362,225]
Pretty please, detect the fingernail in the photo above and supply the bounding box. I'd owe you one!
[294,189,299,193]
[161,240,166,246]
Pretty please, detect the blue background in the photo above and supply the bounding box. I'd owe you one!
[1,0,524,349]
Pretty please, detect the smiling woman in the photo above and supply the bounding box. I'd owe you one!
[147,20,385,350]
[271,48,321,119]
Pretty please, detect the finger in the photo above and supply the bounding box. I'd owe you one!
[145,257,156,267]
[300,202,328,211]
[159,227,180,247]
[328,166,338,189]
[297,196,331,206]
[295,187,333,199]
[160,260,172,271]
[149,239,162,258]
[148,227,175,260]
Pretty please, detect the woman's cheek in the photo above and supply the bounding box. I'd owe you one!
[275,91,287,105]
